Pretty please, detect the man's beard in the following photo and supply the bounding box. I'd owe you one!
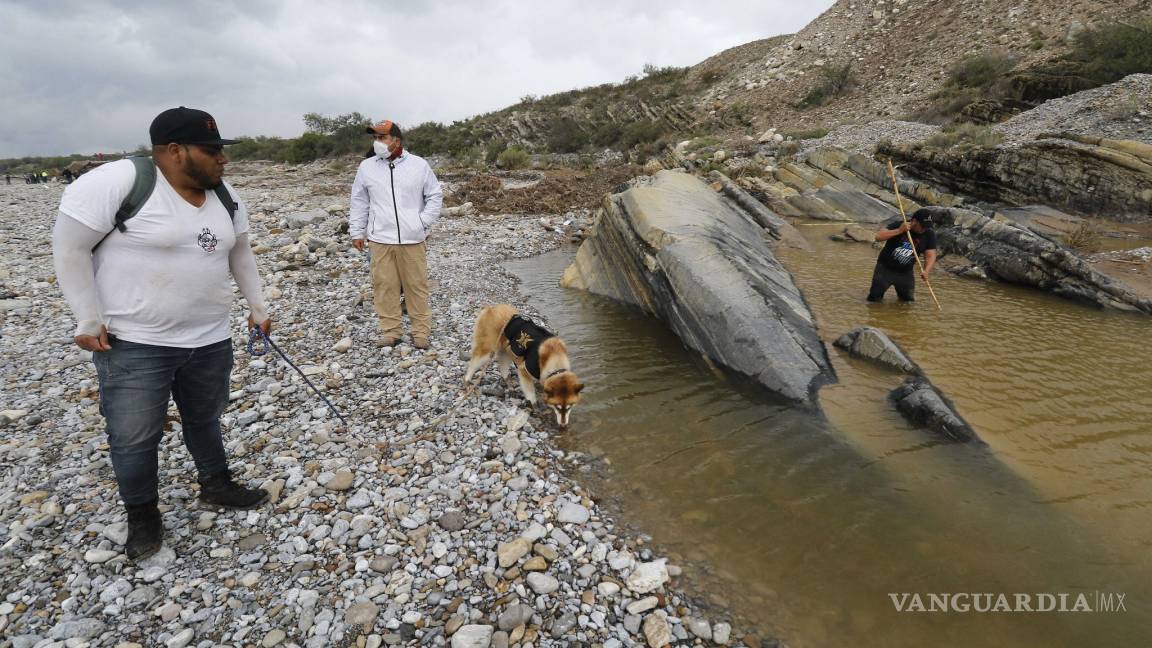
[184,157,222,190]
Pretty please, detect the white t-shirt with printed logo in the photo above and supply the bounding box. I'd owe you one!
[58,159,250,348]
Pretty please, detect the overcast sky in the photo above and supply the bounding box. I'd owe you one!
[0,0,833,157]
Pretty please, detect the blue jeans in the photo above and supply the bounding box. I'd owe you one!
[93,337,233,506]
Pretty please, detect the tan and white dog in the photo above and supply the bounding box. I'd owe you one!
[463,304,584,427]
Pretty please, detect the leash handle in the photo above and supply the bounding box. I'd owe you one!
[247,326,270,357]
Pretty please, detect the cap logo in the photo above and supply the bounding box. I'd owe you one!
[205,119,217,131]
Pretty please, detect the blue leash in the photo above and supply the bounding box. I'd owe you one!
[247,327,349,428]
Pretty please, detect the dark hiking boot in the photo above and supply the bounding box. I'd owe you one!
[125,500,163,561]
[198,470,269,510]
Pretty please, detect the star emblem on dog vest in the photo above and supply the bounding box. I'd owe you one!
[516,331,533,348]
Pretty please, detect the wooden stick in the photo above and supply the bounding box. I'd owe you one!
[886,160,942,311]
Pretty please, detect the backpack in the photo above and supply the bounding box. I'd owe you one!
[93,157,238,250]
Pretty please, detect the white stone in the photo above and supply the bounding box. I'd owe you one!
[556,502,590,525]
[83,549,118,563]
[333,337,353,353]
[714,622,732,644]
[687,617,712,640]
[451,624,494,648]
[626,560,669,594]
[166,628,194,648]
[626,596,658,615]
[526,572,559,595]
[101,522,128,545]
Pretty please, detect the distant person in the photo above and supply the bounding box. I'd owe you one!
[349,119,443,349]
[52,107,270,560]
[867,209,937,302]
[40,170,48,183]
[4,173,10,185]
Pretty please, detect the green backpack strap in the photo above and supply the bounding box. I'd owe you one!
[114,157,157,232]
[93,157,156,251]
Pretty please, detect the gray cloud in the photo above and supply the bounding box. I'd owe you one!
[0,0,832,156]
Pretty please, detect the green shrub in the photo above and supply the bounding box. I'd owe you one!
[684,136,721,152]
[496,147,531,169]
[484,140,508,164]
[796,64,856,109]
[948,52,1017,89]
[546,117,588,153]
[618,120,665,149]
[1070,16,1152,85]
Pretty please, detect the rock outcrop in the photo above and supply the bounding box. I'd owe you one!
[881,136,1152,224]
[924,206,1152,314]
[561,170,835,407]
[735,144,1152,314]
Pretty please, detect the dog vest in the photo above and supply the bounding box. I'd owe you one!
[504,315,556,380]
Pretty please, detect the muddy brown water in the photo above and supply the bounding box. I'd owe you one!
[504,225,1152,648]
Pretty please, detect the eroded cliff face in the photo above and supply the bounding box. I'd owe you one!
[561,170,835,407]
[880,137,1152,224]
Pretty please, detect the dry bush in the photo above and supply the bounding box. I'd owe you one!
[1065,220,1103,254]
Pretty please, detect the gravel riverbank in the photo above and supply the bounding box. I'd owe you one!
[0,161,751,648]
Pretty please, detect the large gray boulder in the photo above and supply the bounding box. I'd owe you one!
[561,170,835,407]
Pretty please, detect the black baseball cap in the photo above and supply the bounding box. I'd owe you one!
[150,107,238,146]
[910,209,934,227]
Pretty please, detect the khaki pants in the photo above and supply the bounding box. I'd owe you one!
[367,241,431,340]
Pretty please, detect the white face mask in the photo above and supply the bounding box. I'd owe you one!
[373,140,390,158]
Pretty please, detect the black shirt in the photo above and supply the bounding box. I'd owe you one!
[877,220,936,272]
[503,315,556,380]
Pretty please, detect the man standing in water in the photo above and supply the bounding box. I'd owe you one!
[52,107,270,560]
[867,208,937,302]
[349,119,442,349]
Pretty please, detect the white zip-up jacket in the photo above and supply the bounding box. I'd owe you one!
[349,150,443,245]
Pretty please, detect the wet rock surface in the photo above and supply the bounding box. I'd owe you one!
[0,162,751,647]
[889,378,980,444]
[561,170,836,407]
[833,326,921,375]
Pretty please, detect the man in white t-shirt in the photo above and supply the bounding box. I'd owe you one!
[52,107,270,561]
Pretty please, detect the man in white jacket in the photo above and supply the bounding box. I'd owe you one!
[52,107,270,561]
[350,120,443,349]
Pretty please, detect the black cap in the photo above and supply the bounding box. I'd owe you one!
[150,107,238,146]
[910,208,934,227]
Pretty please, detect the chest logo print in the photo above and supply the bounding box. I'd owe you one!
[197,227,219,253]
[516,331,533,349]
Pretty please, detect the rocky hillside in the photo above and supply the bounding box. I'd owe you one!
[453,0,1148,151]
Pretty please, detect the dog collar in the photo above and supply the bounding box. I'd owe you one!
[543,368,569,380]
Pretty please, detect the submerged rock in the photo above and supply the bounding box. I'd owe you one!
[890,377,979,443]
[833,326,921,374]
[836,326,978,443]
[562,170,836,407]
